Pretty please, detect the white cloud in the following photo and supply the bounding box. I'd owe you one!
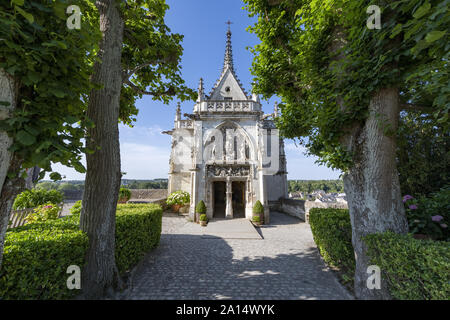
[120,142,169,179]
[119,124,165,142]
[46,141,170,180]
[286,156,342,180]
[284,142,308,155]
[284,142,342,180]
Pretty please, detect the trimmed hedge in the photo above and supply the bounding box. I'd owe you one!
[253,200,264,214]
[115,203,163,273]
[309,208,355,285]
[365,232,450,300]
[0,203,162,300]
[309,208,450,300]
[118,187,131,203]
[0,216,88,300]
[195,200,206,214]
[13,188,63,210]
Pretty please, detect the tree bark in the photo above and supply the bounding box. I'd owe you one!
[342,87,409,299]
[0,155,25,270]
[0,69,20,270]
[0,69,16,197]
[79,0,124,299]
[328,24,409,299]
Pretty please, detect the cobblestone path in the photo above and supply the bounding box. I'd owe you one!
[120,211,353,300]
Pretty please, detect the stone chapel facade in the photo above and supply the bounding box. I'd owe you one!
[163,27,288,223]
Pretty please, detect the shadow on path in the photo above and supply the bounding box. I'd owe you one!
[123,227,353,300]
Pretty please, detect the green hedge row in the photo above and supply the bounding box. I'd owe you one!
[115,203,163,273]
[365,232,450,300]
[0,216,88,300]
[308,208,355,286]
[0,203,163,300]
[308,208,450,299]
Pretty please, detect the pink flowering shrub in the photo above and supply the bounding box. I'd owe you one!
[25,203,61,224]
[403,186,449,241]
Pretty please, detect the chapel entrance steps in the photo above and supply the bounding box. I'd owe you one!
[179,218,262,240]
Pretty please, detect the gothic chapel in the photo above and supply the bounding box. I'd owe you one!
[163,26,288,223]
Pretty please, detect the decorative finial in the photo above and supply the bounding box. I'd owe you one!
[175,102,181,122]
[197,78,205,102]
[274,101,279,118]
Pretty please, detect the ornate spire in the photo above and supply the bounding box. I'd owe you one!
[223,20,234,73]
[208,22,249,98]
[274,101,279,117]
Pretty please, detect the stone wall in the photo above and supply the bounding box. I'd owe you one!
[62,190,83,201]
[269,198,349,223]
[127,189,168,210]
[304,201,348,222]
[128,189,168,200]
[279,198,306,221]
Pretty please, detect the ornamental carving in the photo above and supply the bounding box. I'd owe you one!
[207,165,250,178]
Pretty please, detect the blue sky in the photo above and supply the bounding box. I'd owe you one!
[51,0,341,181]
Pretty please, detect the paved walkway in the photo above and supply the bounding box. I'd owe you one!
[177,218,262,240]
[120,211,353,300]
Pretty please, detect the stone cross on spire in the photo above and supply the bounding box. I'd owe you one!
[226,20,233,31]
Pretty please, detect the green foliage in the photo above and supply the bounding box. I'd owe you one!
[166,190,190,206]
[397,111,449,197]
[0,215,89,300]
[118,187,131,202]
[124,179,168,189]
[0,203,163,299]
[13,188,63,210]
[36,181,85,192]
[288,179,344,194]
[309,208,355,286]
[364,232,450,300]
[57,182,79,192]
[115,203,163,273]
[195,200,206,214]
[252,200,264,214]
[403,187,450,241]
[35,181,59,190]
[309,207,450,299]
[199,214,208,222]
[70,200,82,216]
[252,215,260,223]
[25,202,61,224]
[117,0,196,125]
[0,0,101,177]
[0,0,195,180]
[244,0,449,170]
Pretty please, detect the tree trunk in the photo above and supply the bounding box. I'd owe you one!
[342,87,409,299]
[0,69,16,197]
[0,155,25,269]
[0,69,19,270]
[79,0,124,299]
